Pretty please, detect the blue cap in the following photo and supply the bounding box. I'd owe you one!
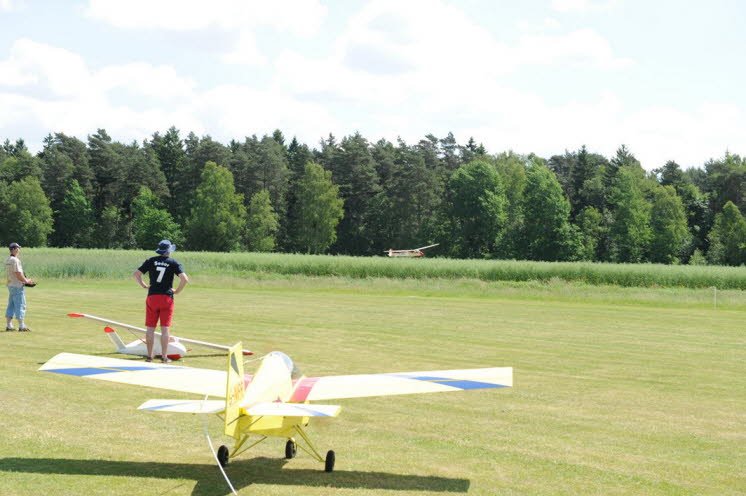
[155,240,176,255]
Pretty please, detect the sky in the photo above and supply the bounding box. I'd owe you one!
[0,0,744,170]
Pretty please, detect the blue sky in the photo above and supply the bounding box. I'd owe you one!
[1,0,744,169]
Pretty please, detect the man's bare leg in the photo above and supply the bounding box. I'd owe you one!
[160,326,170,362]
[146,327,156,361]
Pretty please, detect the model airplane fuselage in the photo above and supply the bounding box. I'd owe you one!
[386,243,439,257]
[40,343,512,473]
[103,326,187,360]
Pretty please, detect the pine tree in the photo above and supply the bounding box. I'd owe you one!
[150,126,185,215]
[382,140,443,250]
[88,129,122,211]
[328,133,380,254]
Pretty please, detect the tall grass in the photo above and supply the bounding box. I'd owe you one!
[20,248,746,289]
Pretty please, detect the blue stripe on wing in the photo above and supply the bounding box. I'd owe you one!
[142,402,193,410]
[301,408,331,417]
[43,365,178,376]
[392,374,507,390]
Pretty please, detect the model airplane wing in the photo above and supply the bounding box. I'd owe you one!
[138,399,225,413]
[247,402,341,417]
[39,352,236,397]
[291,367,512,402]
[68,313,254,356]
[415,243,439,251]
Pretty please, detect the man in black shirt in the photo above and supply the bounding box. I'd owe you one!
[133,240,189,363]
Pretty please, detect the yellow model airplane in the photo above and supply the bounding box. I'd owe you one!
[39,344,512,472]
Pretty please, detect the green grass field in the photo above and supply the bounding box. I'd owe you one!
[1,271,745,495]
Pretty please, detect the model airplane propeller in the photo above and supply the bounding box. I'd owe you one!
[386,243,439,258]
[39,343,512,474]
[67,313,253,360]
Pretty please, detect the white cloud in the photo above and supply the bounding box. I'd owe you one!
[0,38,335,152]
[0,0,24,12]
[518,17,561,32]
[2,2,743,171]
[620,103,746,167]
[220,30,266,66]
[85,0,327,67]
[516,28,634,70]
[85,0,326,35]
[274,0,634,130]
[0,39,202,145]
[0,39,95,99]
[0,39,196,101]
[272,0,634,131]
[95,63,197,100]
[551,0,618,13]
[197,84,338,144]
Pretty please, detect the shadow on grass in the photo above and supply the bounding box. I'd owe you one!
[0,456,470,495]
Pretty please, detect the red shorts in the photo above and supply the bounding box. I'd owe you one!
[145,295,175,327]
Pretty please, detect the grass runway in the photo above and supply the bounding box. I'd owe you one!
[0,275,744,495]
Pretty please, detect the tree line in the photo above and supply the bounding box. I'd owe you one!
[1,128,745,265]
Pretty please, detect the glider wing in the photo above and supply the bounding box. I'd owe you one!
[39,352,231,397]
[291,367,512,402]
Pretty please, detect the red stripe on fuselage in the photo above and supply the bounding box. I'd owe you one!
[290,377,320,402]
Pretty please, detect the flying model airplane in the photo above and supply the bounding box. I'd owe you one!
[386,243,439,258]
[67,313,253,360]
[39,343,512,473]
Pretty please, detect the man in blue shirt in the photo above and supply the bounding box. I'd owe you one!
[132,240,189,363]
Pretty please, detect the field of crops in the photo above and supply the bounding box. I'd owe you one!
[0,251,744,495]
[21,248,746,290]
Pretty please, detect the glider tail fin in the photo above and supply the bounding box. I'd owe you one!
[224,342,246,439]
[104,327,126,351]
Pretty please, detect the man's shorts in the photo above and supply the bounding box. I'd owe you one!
[145,294,175,327]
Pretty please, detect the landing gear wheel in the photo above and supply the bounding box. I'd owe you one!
[324,450,335,472]
[217,445,230,467]
[285,439,297,459]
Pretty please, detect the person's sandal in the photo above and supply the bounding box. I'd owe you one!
[161,357,172,364]
[144,357,153,362]
[18,327,31,332]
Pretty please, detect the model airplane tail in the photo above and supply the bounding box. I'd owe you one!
[224,343,246,438]
[104,326,127,350]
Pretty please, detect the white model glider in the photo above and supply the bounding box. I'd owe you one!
[386,243,439,257]
[40,343,512,472]
[67,313,253,360]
